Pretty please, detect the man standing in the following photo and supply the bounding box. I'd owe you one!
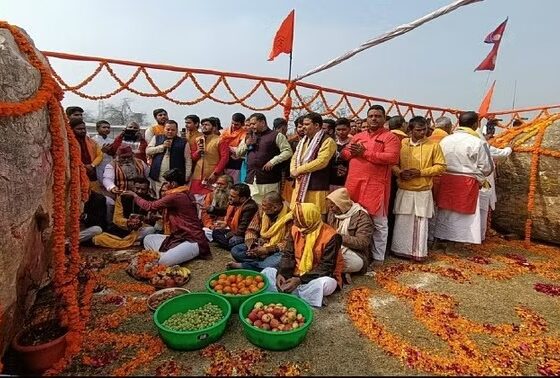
[391,117,446,261]
[144,108,169,145]
[341,105,400,265]
[388,116,408,141]
[124,168,211,266]
[235,113,293,204]
[330,117,353,191]
[221,113,247,183]
[190,117,230,205]
[91,120,114,188]
[65,106,84,122]
[227,192,292,272]
[212,183,258,250]
[110,121,148,162]
[429,116,453,143]
[322,119,336,138]
[273,117,288,136]
[291,112,337,216]
[184,114,203,147]
[146,120,192,196]
[434,111,494,245]
[70,118,103,192]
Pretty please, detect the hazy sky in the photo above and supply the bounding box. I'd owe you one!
[2,0,558,126]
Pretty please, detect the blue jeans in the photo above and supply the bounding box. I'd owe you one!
[230,244,282,272]
[212,229,244,250]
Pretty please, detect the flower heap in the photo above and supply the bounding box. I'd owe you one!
[347,238,560,375]
[491,113,560,246]
[0,21,90,375]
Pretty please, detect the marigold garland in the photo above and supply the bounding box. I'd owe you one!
[0,21,88,375]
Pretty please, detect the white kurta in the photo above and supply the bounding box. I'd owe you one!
[91,134,114,187]
[434,130,494,244]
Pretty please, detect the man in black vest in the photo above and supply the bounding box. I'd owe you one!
[146,120,192,197]
[234,113,293,204]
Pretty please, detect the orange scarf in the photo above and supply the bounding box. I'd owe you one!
[224,199,248,233]
[162,185,190,235]
[151,124,165,136]
[221,127,246,146]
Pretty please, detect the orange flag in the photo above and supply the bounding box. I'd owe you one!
[478,80,496,117]
[268,10,295,61]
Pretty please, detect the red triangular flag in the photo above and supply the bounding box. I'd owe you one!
[475,43,500,71]
[484,18,508,44]
[478,80,496,117]
[268,10,295,61]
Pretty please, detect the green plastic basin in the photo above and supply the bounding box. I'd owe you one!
[238,292,313,351]
[205,269,269,313]
[153,292,231,350]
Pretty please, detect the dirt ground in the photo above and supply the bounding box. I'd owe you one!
[11,236,560,376]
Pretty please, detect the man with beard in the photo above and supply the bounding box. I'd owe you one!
[201,174,234,241]
[235,113,293,204]
[227,192,292,271]
[190,117,230,206]
[147,120,192,197]
[291,112,337,216]
[341,105,400,266]
[110,121,148,162]
[212,183,258,250]
[70,118,103,192]
[144,108,169,145]
[103,145,149,196]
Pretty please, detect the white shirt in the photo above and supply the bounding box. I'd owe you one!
[103,160,150,192]
[439,130,494,184]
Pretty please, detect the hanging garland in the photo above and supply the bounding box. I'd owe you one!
[0,21,85,375]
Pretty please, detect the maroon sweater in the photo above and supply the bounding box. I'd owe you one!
[134,192,211,258]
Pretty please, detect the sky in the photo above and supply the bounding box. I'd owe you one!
[2,0,559,127]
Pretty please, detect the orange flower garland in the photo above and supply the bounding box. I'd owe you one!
[491,114,560,246]
[0,21,86,375]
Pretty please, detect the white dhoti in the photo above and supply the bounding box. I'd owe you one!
[391,189,433,261]
[261,267,337,308]
[434,194,483,244]
[370,216,389,262]
[143,234,200,266]
[79,226,103,243]
[479,188,491,241]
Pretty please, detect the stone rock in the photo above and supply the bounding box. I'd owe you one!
[493,121,560,244]
[0,26,70,357]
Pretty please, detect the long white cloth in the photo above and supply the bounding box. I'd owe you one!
[334,202,367,255]
[393,189,434,218]
[434,193,483,244]
[296,0,483,81]
[391,214,429,260]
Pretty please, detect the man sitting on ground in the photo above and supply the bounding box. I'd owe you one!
[92,178,158,248]
[122,168,211,266]
[261,203,344,307]
[212,183,258,250]
[201,174,234,241]
[326,188,373,278]
[227,192,292,272]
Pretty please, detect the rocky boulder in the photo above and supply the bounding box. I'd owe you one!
[0,26,70,358]
[492,120,560,244]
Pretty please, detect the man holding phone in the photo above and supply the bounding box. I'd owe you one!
[341,105,400,267]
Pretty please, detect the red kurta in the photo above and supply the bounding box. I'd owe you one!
[341,128,400,217]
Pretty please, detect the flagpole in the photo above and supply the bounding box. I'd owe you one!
[511,79,517,110]
[288,52,293,82]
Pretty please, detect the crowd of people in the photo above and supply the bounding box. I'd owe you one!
[68,104,512,307]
